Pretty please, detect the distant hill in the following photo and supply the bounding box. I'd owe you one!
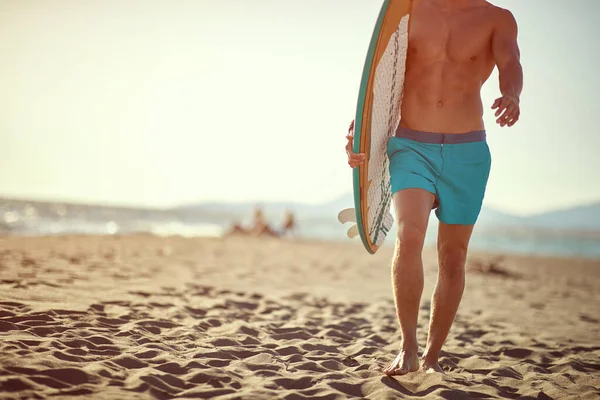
[474,207,523,228]
[520,201,600,231]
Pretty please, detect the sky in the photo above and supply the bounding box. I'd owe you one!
[1,0,599,215]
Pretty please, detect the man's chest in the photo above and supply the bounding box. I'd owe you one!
[408,5,495,62]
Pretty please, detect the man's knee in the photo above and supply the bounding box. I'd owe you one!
[396,220,427,252]
[437,223,473,274]
[438,244,468,276]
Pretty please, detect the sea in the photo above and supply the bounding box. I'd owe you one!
[1,199,599,260]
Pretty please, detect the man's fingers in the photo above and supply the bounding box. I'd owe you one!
[494,96,520,116]
[497,107,513,121]
[496,111,508,124]
[500,111,518,127]
[492,94,521,126]
[494,99,509,117]
[496,104,519,125]
[345,134,353,149]
[494,104,507,117]
[348,157,365,167]
[507,111,520,127]
[498,111,512,126]
[348,157,366,168]
[346,134,365,158]
[491,97,502,109]
[346,119,363,168]
[348,158,365,167]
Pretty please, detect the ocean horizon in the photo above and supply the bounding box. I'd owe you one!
[2,198,599,260]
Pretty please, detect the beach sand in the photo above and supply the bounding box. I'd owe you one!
[0,234,598,399]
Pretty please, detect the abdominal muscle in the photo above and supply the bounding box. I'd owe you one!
[399,60,492,134]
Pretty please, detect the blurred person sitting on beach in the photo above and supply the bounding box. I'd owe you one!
[280,209,297,237]
[250,206,279,237]
[345,0,523,375]
[226,206,279,237]
[227,222,248,235]
[252,206,267,231]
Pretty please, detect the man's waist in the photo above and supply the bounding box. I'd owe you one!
[394,125,486,144]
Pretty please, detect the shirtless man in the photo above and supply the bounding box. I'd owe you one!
[345,0,523,375]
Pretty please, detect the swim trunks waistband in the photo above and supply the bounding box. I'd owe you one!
[395,126,486,144]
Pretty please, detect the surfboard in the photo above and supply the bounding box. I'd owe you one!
[338,0,413,254]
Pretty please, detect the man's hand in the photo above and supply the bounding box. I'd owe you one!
[492,95,520,127]
[346,119,365,168]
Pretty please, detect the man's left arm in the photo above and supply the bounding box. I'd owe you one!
[491,9,523,127]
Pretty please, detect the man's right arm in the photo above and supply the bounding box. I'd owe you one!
[491,9,523,127]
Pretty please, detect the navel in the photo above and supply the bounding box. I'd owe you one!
[470,55,477,61]
[437,101,443,108]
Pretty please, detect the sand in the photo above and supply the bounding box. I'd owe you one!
[0,234,598,399]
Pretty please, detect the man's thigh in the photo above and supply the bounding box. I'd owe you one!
[393,188,436,240]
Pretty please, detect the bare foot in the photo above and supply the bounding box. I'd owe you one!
[421,360,445,374]
[383,349,420,376]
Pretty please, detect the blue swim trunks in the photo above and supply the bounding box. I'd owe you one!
[387,126,492,225]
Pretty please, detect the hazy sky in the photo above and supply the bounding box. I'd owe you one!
[1,0,599,215]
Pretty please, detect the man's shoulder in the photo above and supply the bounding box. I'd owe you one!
[477,2,517,33]
[485,4,517,26]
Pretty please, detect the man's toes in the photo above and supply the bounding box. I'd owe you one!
[384,364,401,375]
[391,367,410,376]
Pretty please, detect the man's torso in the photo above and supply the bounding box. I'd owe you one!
[400,0,501,133]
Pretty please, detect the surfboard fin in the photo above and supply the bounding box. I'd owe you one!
[346,224,359,239]
[337,208,356,224]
